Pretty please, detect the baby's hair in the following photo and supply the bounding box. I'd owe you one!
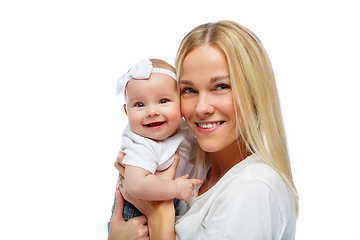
[149,59,176,74]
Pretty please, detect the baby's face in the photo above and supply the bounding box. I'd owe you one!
[124,73,181,141]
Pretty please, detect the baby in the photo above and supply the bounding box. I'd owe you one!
[113,59,202,221]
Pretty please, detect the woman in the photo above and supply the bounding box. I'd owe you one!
[109,20,299,239]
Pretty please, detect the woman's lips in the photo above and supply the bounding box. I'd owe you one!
[196,121,224,133]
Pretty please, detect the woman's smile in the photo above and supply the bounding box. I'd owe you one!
[197,121,223,129]
[196,121,224,133]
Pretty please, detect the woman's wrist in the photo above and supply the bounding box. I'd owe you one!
[147,199,175,239]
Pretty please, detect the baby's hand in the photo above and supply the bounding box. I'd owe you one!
[175,174,203,204]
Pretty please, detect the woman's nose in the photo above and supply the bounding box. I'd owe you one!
[195,93,214,116]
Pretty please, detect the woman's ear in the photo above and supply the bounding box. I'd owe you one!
[123,104,127,115]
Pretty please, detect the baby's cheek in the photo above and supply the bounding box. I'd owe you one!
[169,110,182,123]
[127,113,143,134]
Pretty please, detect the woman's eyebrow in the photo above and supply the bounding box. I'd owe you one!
[179,75,230,85]
[210,75,230,83]
[178,79,193,85]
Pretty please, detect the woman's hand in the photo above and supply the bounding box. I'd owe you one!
[154,153,179,181]
[114,152,126,176]
[108,188,149,240]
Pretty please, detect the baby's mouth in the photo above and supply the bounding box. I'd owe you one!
[145,121,165,127]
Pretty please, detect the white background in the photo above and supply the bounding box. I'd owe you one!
[1,0,359,239]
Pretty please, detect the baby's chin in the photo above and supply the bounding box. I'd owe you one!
[146,129,179,142]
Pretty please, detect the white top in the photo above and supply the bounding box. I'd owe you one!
[175,154,296,240]
[121,119,194,178]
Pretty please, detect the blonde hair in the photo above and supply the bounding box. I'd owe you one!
[175,20,299,215]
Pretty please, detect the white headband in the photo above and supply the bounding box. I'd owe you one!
[116,59,177,95]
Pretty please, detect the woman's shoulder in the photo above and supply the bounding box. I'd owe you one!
[217,154,295,214]
[227,154,286,190]
[220,154,296,223]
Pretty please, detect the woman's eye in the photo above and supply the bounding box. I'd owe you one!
[134,102,145,107]
[214,84,230,91]
[181,88,196,94]
[159,99,169,104]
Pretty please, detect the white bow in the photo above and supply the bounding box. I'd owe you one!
[116,59,153,95]
[116,59,177,95]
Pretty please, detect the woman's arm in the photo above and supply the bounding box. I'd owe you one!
[120,184,176,240]
[115,152,180,240]
[147,199,175,239]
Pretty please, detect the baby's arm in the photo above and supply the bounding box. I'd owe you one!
[124,165,203,203]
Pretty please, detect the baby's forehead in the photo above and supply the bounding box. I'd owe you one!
[126,74,178,90]
[125,78,179,101]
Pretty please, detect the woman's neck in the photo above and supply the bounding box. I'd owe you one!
[199,140,250,195]
[208,141,245,179]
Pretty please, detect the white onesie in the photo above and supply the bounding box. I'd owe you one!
[121,119,194,178]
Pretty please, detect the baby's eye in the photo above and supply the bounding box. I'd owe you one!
[159,99,169,104]
[134,102,145,107]
[214,84,230,91]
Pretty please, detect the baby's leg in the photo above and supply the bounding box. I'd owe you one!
[174,198,180,216]
[122,199,143,220]
[107,192,143,232]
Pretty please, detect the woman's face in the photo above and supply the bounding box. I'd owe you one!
[179,45,238,153]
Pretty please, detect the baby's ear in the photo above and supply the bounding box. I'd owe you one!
[123,104,127,115]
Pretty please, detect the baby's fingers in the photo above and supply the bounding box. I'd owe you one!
[189,178,203,186]
[180,174,189,179]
